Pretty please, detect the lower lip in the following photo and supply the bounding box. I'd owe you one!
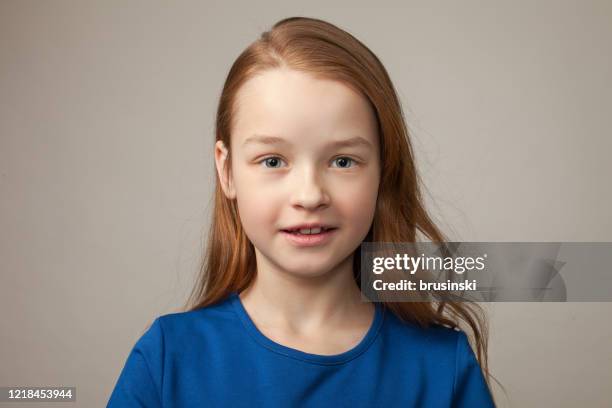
[280,229,338,247]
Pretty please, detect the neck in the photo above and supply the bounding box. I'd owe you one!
[238,250,371,334]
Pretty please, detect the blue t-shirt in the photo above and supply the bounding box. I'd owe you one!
[108,292,495,407]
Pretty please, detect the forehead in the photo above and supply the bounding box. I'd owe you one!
[231,68,378,147]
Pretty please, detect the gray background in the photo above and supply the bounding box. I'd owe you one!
[1,1,611,407]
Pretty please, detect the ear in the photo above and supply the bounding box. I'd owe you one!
[214,140,236,200]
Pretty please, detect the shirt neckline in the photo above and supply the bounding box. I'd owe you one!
[229,291,385,365]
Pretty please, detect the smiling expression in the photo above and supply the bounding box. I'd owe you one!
[215,67,381,279]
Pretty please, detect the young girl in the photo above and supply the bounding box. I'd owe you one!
[108,16,497,407]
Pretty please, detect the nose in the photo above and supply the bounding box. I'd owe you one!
[289,165,330,211]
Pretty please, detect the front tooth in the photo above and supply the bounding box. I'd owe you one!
[296,227,322,234]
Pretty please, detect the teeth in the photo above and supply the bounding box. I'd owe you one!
[297,227,322,235]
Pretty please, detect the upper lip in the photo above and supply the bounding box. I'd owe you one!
[281,223,337,232]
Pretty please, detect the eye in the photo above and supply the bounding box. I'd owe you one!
[259,156,286,168]
[331,156,356,168]
[257,156,357,169]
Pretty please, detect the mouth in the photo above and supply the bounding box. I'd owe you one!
[280,226,338,235]
[279,226,339,247]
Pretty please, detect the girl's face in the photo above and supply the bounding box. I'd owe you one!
[215,68,380,279]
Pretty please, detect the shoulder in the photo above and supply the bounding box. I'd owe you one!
[142,294,240,355]
[121,294,239,362]
[119,294,239,376]
[107,296,238,406]
[382,308,464,354]
[381,310,494,405]
[379,308,484,381]
[155,298,235,332]
[382,311,494,406]
[156,295,237,335]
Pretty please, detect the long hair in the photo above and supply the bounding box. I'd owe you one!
[184,16,501,398]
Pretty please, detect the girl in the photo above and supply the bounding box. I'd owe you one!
[108,16,497,407]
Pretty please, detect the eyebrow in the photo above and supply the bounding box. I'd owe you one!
[242,134,373,149]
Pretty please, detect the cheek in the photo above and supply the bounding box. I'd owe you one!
[333,177,379,228]
[232,170,279,233]
[236,192,275,228]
